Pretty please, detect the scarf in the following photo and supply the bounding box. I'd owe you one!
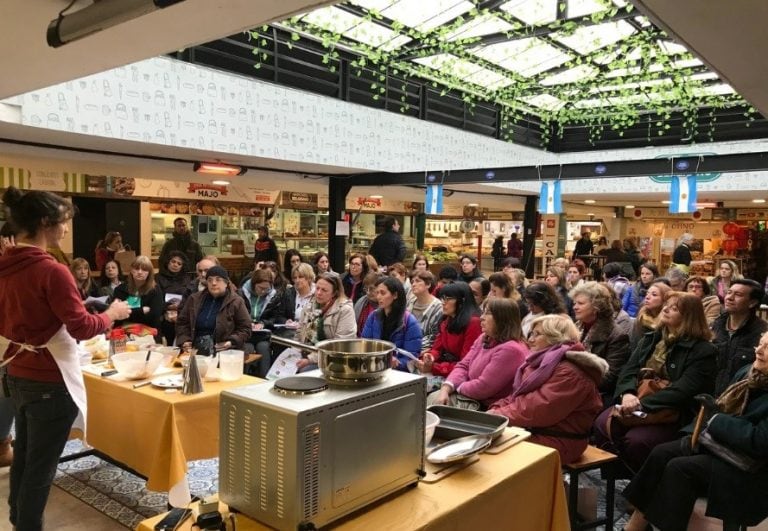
[644,330,675,377]
[717,366,768,416]
[635,310,658,333]
[511,341,584,398]
[306,298,336,345]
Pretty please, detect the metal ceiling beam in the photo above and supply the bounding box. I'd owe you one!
[348,151,768,186]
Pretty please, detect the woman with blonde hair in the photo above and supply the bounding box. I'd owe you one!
[710,259,742,304]
[594,292,717,472]
[490,314,608,464]
[111,255,164,334]
[570,281,630,402]
[70,257,98,300]
[631,281,672,350]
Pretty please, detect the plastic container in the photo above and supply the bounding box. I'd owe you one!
[111,351,164,380]
[425,410,440,446]
[219,349,244,381]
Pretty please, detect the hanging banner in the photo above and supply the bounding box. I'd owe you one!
[538,180,562,214]
[669,175,697,213]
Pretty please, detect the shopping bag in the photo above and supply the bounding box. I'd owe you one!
[115,250,137,275]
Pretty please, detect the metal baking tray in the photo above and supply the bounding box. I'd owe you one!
[427,405,509,441]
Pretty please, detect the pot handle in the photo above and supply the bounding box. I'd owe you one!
[269,335,319,353]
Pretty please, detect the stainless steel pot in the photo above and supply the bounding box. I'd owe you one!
[270,336,394,383]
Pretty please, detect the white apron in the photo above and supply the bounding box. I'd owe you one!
[0,325,88,437]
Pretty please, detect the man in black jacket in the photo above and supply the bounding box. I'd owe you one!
[711,278,768,395]
[368,216,405,269]
[159,218,203,273]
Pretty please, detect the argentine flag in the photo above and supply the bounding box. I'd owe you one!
[538,180,562,214]
[669,175,697,213]
[425,184,443,214]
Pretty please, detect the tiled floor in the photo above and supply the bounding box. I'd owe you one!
[0,466,127,530]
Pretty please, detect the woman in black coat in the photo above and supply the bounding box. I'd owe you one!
[622,332,768,531]
[594,292,717,473]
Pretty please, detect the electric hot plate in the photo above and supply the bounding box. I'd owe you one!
[273,376,329,396]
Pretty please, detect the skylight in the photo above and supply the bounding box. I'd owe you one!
[270,0,750,141]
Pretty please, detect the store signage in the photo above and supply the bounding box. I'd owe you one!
[281,191,318,209]
[356,197,382,208]
[736,209,768,220]
[623,207,712,220]
[187,183,229,198]
[540,214,565,275]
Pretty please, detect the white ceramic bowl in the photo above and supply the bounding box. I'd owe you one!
[111,351,164,380]
[425,410,440,445]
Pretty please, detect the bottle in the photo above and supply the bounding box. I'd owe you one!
[108,328,127,367]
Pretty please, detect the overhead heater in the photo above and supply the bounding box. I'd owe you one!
[47,0,186,48]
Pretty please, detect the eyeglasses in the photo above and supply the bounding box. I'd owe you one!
[527,329,543,340]
[350,261,363,267]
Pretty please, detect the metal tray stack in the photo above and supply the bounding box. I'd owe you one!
[427,405,509,442]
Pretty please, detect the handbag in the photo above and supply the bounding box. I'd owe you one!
[698,428,766,472]
[613,370,680,428]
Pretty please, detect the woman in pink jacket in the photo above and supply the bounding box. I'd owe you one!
[490,314,608,464]
[428,298,528,410]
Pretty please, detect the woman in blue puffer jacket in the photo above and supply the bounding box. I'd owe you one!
[622,262,659,317]
[362,277,422,371]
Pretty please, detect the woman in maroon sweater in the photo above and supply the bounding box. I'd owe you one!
[417,281,482,377]
[0,187,130,531]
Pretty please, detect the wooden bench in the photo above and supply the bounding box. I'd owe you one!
[563,445,619,531]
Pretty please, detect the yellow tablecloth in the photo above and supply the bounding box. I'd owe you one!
[82,372,261,492]
[136,441,569,531]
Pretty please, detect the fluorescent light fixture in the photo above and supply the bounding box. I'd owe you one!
[753,199,766,204]
[47,0,186,48]
[695,202,717,208]
[661,200,671,204]
[467,203,479,207]
[369,194,384,199]
[193,162,246,176]
[625,205,635,209]
[587,212,595,216]
[584,199,596,204]
[211,180,230,186]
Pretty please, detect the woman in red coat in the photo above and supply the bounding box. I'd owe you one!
[416,281,482,378]
[489,314,607,464]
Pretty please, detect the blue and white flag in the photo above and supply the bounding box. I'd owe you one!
[538,180,562,214]
[669,175,697,213]
[425,184,443,214]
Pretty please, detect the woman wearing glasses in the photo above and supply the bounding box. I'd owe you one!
[243,267,295,376]
[354,271,385,337]
[489,314,607,464]
[429,298,527,410]
[342,253,369,304]
[685,275,723,325]
[416,282,482,378]
[361,277,422,371]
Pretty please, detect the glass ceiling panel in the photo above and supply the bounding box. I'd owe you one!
[301,7,360,34]
[380,0,474,32]
[350,0,396,13]
[413,54,513,90]
[553,20,637,55]
[474,38,570,77]
[301,6,410,50]
[540,64,598,85]
[522,94,565,111]
[567,0,607,18]
[500,0,558,26]
[445,14,515,41]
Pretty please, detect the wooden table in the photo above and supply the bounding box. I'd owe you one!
[74,370,261,506]
[136,441,569,531]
